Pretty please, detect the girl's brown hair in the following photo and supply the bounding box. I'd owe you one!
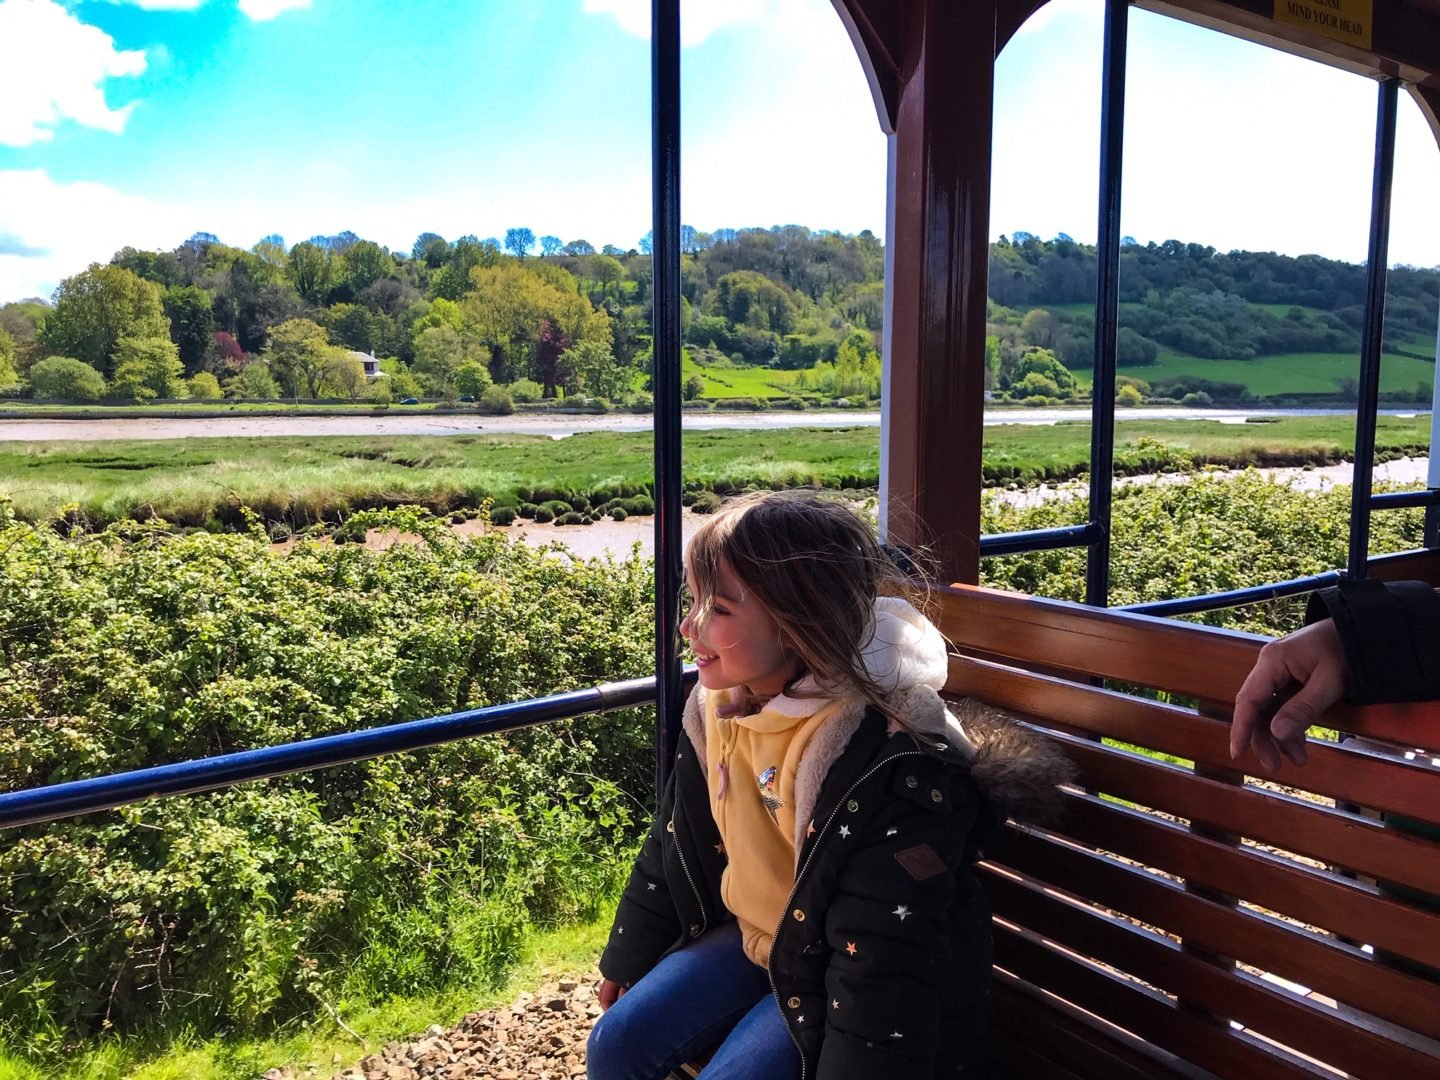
[684,490,924,717]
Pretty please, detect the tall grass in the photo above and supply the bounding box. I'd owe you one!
[1,416,1430,530]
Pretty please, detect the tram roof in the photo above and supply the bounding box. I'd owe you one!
[834,0,1440,142]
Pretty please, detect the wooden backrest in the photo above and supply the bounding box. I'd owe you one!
[934,584,1440,1080]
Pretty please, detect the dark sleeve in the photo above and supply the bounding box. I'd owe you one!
[816,768,980,1080]
[1306,579,1440,704]
[598,761,682,988]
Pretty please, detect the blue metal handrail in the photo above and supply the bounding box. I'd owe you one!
[1120,570,1343,618]
[0,672,695,831]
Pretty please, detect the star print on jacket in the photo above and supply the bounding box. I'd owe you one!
[838,825,851,838]
[755,765,784,821]
[844,941,857,956]
[892,904,911,921]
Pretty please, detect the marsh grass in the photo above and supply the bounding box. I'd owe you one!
[0,415,1430,531]
[0,917,612,1080]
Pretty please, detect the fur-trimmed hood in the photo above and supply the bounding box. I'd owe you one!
[682,596,1073,859]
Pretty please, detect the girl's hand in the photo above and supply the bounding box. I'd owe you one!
[598,978,626,1011]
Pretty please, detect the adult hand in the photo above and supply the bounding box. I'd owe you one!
[598,978,626,1011]
[1231,618,1349,771]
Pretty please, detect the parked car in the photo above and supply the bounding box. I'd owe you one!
[399,397,420,405]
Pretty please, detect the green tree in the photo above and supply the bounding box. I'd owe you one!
[455,359,492,398]
[0,327,16,392]
[109,337,188,401]
[1020,308,1058,349]
[225,362,280,399]
[39,265,170,375]
[326,303,385,353]
[29,356,108,402]
[324,348,367,400]
[412,324,468,394]
[412,233,449,268]
[163,285,217,375]
[589,255,625,299]
[342,240,395,293]
[286,242,334,304]
[563,339,629,400]
[264,318,332,398]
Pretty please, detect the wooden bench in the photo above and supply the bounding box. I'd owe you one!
[934,583,1440,1079]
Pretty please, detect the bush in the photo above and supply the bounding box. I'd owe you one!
[682,373,705,400]
[1181,391,1214,407]
[623,496,655,516]
[509,378,544,403]
[555,511,585,526]
[519,503,538,519]
[1116,384,1144,407]
[478,385,514,415]
[532,506,555,523]
[609,506,628,521]
[489,506,517,526]
[29,356,107,402]
[542,500,572,518]
[188,371,223,400]
[0,512,655,1048]
[715,397,767,411]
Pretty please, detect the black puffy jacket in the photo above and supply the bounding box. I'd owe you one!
[599,686,1071,1080]
[1307,578,1440,703]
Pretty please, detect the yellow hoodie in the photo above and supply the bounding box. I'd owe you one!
[705,687,850,967]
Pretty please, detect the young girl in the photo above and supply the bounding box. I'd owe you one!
[587,491,1070,1080]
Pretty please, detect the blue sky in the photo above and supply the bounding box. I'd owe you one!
[0,0,1436,305]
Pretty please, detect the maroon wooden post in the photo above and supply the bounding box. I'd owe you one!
[878,0,998,586]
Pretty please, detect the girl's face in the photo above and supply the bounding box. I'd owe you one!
[680,558,801,699]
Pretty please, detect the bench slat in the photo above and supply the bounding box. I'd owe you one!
[994,922,1322,1079]
[987,869,1440,1078]
[988,827,1440,1041]
[1050,731,1440,895]
[990,976,1201,1080]
[947,655,1440,825]
[935,584,1262,699]
[1047,792,1440,971]
[938,584,1440,753]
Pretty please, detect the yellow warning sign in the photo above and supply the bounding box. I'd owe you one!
[1273,0,1373,49]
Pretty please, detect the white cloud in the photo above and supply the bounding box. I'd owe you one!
[583,0,782,47]
[0,170,196,302]
[105,0,209,10]
[237,0,310,20]
[0,0,147,146]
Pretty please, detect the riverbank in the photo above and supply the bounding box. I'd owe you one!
[1,416,1431,531]
[0,405,1430,441]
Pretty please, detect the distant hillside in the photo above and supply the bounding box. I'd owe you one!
[0,226,1434,406]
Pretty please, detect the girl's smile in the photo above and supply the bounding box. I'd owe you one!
[681,559,801,699]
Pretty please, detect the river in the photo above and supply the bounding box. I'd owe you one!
[0,405,1430,442]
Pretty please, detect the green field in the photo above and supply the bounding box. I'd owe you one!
[682,351,802,399]
[1057,347,1435,397]
[1,415,1431,529]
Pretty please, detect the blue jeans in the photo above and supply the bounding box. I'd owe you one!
[587,922,803,1080]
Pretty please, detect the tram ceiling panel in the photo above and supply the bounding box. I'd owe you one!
[1142,0,1440,90]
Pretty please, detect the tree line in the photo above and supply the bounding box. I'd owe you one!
[0,226,1433,406]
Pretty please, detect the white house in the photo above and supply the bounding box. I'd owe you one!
[350,351,386,380]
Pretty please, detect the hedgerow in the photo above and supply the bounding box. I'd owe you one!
[0,504,654,1052]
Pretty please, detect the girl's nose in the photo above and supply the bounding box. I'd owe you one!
[679,610,692,638]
